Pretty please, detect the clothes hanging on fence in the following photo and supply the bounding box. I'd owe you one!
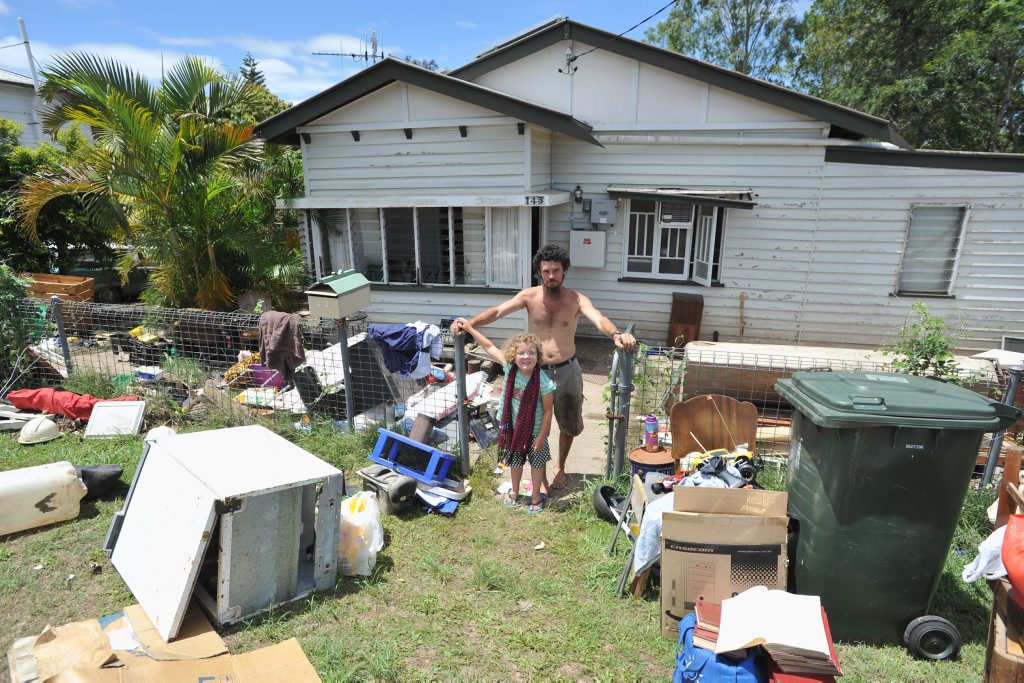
[258,311,305,383]
[369,322,442,379]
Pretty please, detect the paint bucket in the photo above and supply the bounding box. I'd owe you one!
[0,461,88,536]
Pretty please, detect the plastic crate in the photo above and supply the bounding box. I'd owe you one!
[368,428,456,486]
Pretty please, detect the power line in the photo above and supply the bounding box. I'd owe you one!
[567,0,678,69]
[0,40,26,51]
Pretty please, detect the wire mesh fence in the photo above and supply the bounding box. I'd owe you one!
[621,343,1009,460]
[4,297,1013,476]
[5,298,477,463]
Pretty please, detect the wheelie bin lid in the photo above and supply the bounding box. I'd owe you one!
[775,371,1022,429]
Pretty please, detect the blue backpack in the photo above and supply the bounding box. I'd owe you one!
[673,613,764,683]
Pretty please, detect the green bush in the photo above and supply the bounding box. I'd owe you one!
[880,302,970,383]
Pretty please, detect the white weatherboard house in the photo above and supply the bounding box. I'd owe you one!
[255,18,1024,354]
[0,70,44,147]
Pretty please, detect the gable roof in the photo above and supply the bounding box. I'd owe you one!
[450,18,911,149]
[254,57,601,146]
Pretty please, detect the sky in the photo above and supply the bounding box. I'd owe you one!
[0,0,813,105]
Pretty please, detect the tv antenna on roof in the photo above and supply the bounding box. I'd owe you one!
[313,29,385,64]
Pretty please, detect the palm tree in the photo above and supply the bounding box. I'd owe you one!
[17,53,304,310]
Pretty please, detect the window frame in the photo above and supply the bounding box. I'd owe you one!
[319,206,523,288]
[621,198,726,286]
[895,204,969,297]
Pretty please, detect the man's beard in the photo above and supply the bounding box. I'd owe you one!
[544,282,562,296]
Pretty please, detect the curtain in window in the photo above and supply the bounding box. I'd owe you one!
[349,208,383,282]
[489,207,519,287]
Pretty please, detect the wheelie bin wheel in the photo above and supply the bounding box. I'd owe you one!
[902,615,962,661]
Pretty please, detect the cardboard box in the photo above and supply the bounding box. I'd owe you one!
[661,487,789,639]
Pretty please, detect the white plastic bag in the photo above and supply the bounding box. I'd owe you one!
[338,491,385,576]
[962,524,1008,583]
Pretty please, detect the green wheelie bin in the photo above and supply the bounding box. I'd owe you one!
[776,371,1021,657]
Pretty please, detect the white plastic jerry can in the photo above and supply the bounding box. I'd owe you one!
[0,461,88,536]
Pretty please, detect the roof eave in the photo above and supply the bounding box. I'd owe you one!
[255,58,601,147]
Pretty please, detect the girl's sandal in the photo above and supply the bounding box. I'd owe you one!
[503,491,520,509]
[528,498,545,515]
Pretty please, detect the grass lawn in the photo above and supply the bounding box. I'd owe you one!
[0,414,998,681]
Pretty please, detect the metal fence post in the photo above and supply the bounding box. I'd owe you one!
[453,333,471,475]
[982,367,1023,486]
[612,350,634,477]
[337,317,355,433]
[50,295,73,375]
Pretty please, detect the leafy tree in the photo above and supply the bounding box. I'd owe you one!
[403,56,438,71]
[17,53,306,310]
[0,118,113,274]
[794,0,1024,152]
[230,54,289,123]
[240,52,266,86]
[645,0,801,80]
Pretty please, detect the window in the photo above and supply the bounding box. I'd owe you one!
[319,206,517,287]
[624,199,725,285]
[897,205,968,295]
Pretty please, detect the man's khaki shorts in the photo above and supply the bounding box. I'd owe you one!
[545,358,584,438]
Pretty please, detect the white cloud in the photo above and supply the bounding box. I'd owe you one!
[0,28,388,102]
[454,21,477,30]
[0,2,10,15]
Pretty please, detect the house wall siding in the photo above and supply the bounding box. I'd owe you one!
[0,83,43,146]
[544,134,826,347]
[303,124,528,196]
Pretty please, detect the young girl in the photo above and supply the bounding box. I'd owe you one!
[455,318,554,514]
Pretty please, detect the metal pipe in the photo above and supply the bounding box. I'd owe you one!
[18,18,40,93]
[338,317,354,433]
[982,368,1023,486]
[453,333,471,475]
[612,350,633,477]
[50,296,73,375]
[605,350,621,479]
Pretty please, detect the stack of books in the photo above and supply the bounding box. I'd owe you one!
[694,587,843,681]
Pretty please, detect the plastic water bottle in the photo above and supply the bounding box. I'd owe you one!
[643,414,660,452]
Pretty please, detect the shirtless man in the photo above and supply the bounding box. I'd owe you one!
[452,243,636,490]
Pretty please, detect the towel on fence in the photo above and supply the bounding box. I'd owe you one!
[369,324,421,377]
[258,311,305,383]
[369,322,442,379]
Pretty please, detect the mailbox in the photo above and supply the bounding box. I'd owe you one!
[305,269,371,319]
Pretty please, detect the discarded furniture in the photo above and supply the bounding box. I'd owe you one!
[987,444,1024,681]
[21,273,94,302]
[105,425,344,640]
[670,394,758,474]
[368,428,456,486]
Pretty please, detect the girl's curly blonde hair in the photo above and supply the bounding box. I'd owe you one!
[502,332,543,365]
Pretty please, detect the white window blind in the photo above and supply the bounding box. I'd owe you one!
[898,206,967,295]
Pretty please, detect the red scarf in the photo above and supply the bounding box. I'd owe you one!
[498,364,540,455]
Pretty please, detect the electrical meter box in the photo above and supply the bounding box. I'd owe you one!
[105,425,344,641]
[305,269,370,319]
[569,230,607,268]
[588,198,618,226]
